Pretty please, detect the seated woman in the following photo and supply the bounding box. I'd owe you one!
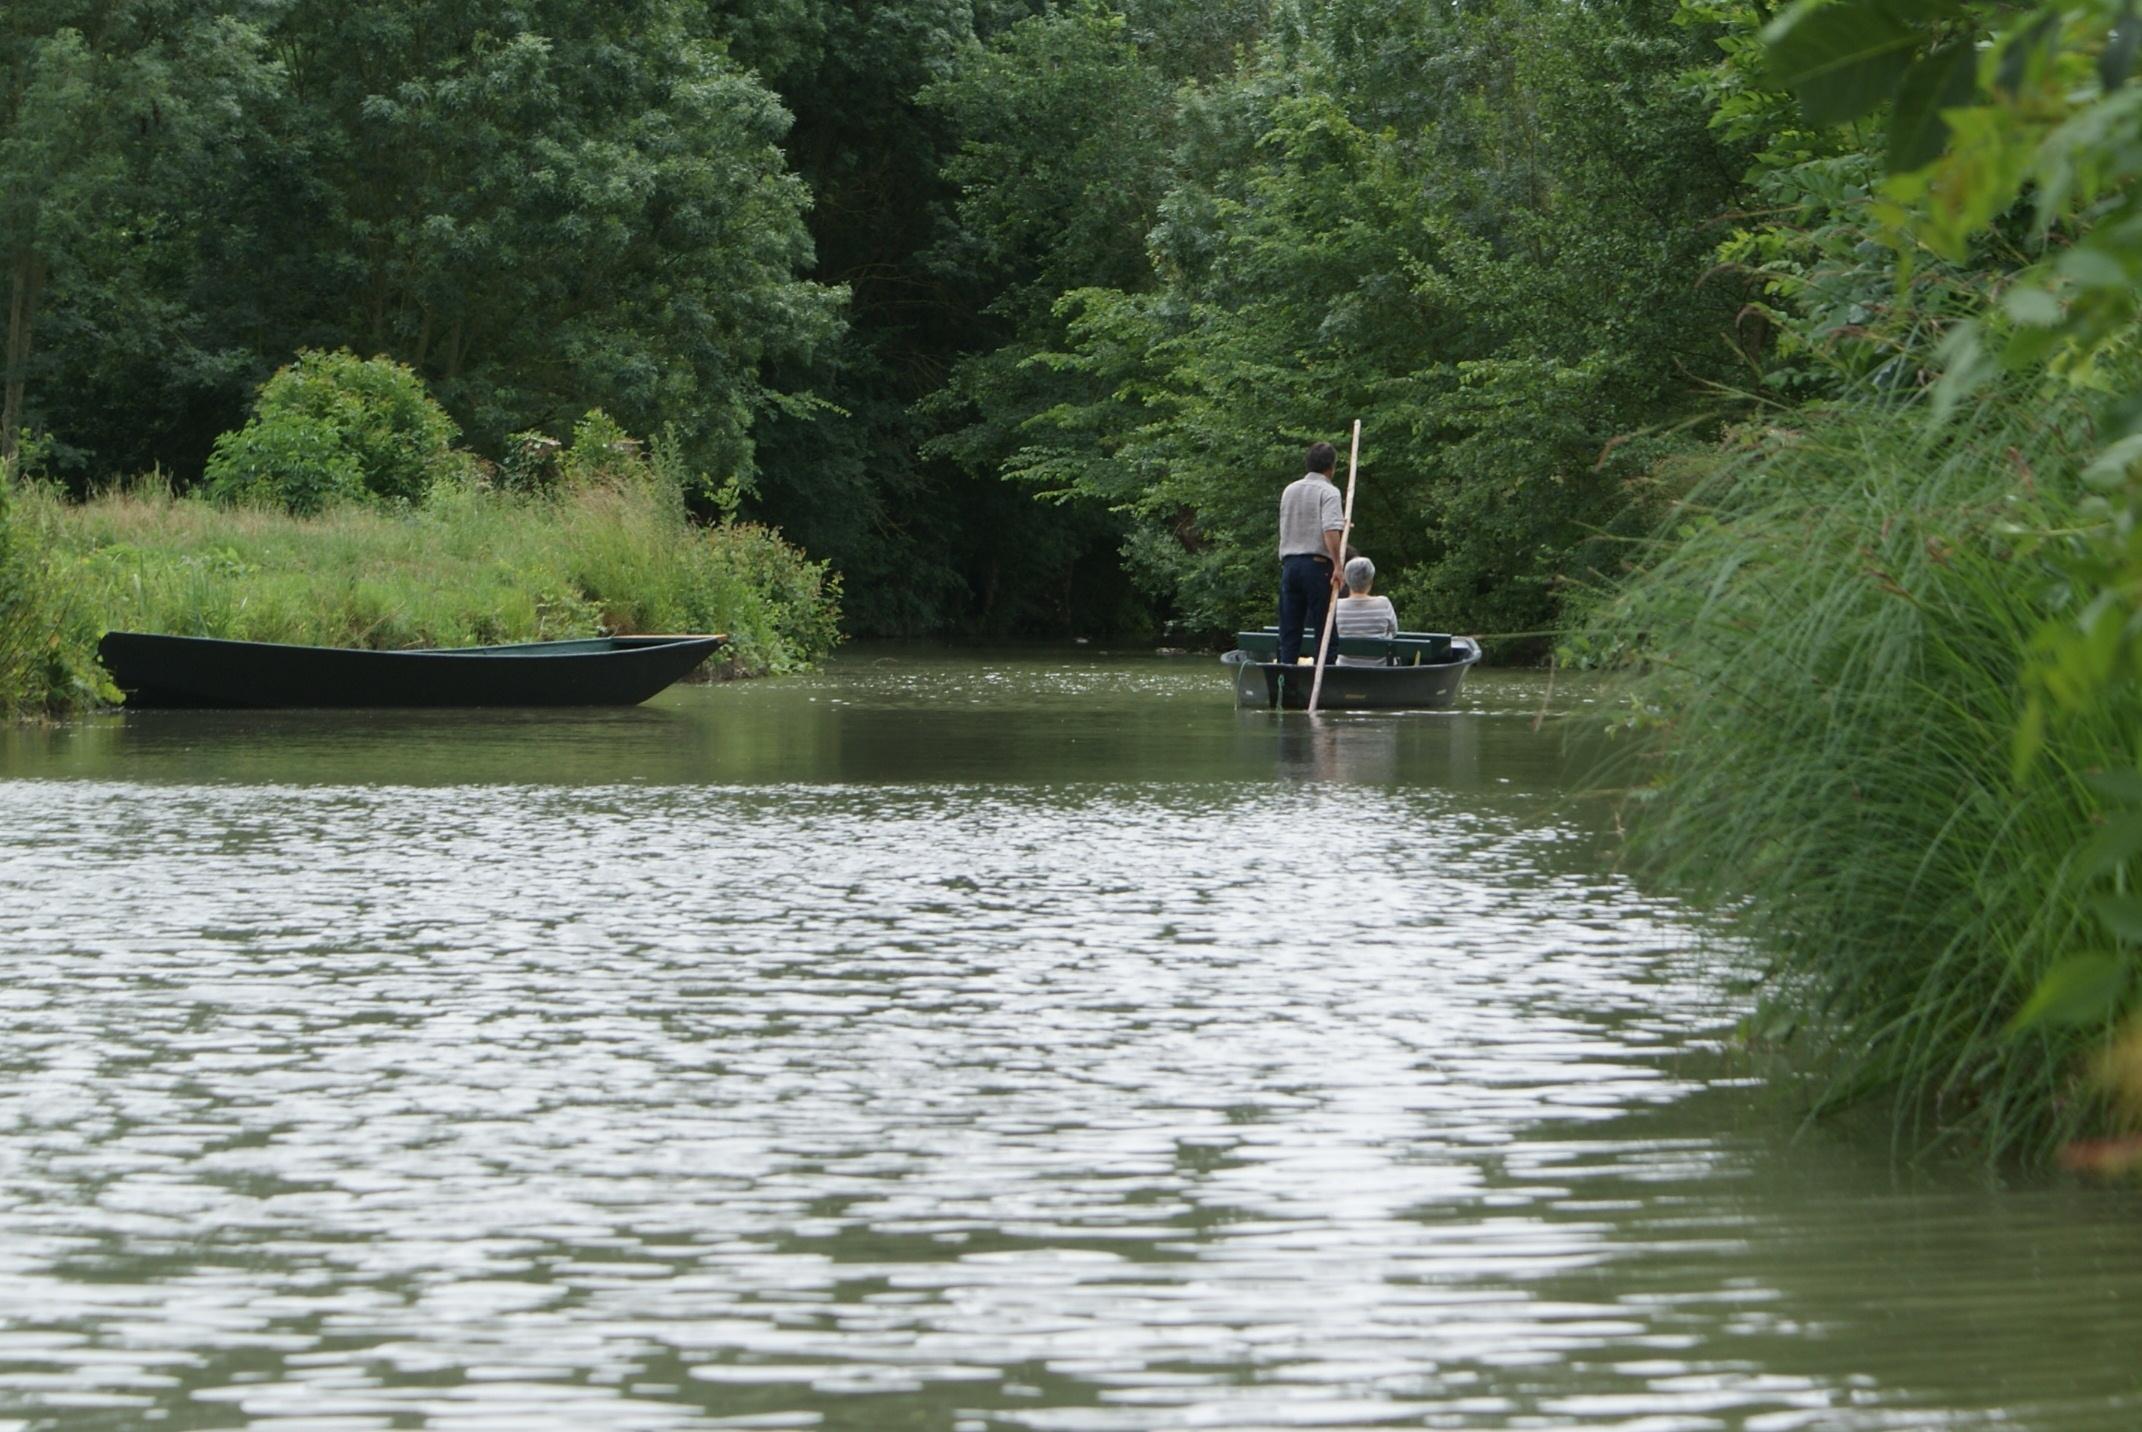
[1333,556,1397,665]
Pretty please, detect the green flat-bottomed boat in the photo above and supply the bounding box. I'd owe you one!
[97,632,727,709]
[1224,628,1481,710]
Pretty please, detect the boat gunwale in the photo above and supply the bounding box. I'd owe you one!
[1228,635,1483,676]
[98,632,725,660]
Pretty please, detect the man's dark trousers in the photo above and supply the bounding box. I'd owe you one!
[1277,553,1335,667]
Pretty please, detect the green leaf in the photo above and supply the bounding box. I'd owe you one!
[2079,808,2142,879]
[2003,320,2067,369]
[2007,953,2131,1032]
[2081,432,2142,488]
[1929,320,1994,425]
[2057,245,2130,288]
[1996,11,2059,97]
[1886,42,1977,172]
[2103,0,2139,91]
[1764,0,1927,125]
[2003,285,2063,326]
[2093,895,2142,943]
[2084,769,2142,804]
[2011,694,2047,784]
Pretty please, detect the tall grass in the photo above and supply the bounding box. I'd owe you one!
[18,475,840,700]
[1581,387,2132,1161]
[0,473,111,719]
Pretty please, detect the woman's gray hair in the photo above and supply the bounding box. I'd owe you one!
[1344,555,1375,591]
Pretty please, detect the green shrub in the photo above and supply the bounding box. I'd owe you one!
[0,475,111,718]
[502,430,565,494]
[701,521,843,673]
[203,349,461,510]
[1581,386,2130,1161]
[558,410,647,491]
[528,413,841,672]
[199,412,369,515]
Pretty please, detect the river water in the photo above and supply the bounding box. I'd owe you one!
[0,648,2137,1431]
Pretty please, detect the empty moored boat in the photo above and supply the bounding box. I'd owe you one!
[96,632,727,709]
[1223,628,1481,710]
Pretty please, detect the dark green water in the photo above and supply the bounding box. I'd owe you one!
[0,647,2136,1431]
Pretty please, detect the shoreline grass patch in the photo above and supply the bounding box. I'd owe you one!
[25,473,840,698]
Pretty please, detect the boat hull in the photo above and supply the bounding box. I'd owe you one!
[97,632,726,709]
[1229,638,1480,711]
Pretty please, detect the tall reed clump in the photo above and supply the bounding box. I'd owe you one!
[50,466,841,678]
[1579,384,2136,1161]
[0,471,111,718]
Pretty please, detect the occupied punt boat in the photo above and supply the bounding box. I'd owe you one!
[96,632,727,709]
[1223,628,1481,711]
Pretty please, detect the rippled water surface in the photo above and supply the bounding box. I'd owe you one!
[2,648,2139,1431]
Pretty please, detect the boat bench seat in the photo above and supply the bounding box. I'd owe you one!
[1236,629,1454,664]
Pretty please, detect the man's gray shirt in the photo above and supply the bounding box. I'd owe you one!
[1277,473,1343,558]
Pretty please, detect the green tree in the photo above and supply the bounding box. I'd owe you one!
[708,0,1009,632]
[916,5,1178,633]
[0,0,270,471]
[966,0,1744,640]
[251,0,840,487]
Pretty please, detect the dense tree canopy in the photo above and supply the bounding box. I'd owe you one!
[1,0,276,472]
[15,0,2113,645]
[7,0,835,492]
[927,0,1745,638]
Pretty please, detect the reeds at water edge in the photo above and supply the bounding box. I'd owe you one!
[1581,385,2140,1163]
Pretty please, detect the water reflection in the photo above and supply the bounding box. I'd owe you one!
[1265,710,1481,788]
[0,645,1537,792]
[0,650,2136,1431]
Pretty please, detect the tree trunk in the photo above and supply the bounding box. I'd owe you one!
[2,250,41,471]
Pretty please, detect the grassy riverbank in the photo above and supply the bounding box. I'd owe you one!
[0,480,112,719]
[0,474,841,720]
[1583,389,2138,1162]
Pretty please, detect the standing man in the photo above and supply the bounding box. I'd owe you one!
[1276,440,1346,667]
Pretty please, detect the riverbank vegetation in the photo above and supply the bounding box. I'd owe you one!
[1586,386,2129,1159]
[3,465,839,714]
[65,477,836,669]
[0,473,109,720]
[0,365,840,716]
[1581,0,2142,1161]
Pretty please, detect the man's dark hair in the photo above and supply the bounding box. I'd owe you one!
[1305,441,1337,474]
